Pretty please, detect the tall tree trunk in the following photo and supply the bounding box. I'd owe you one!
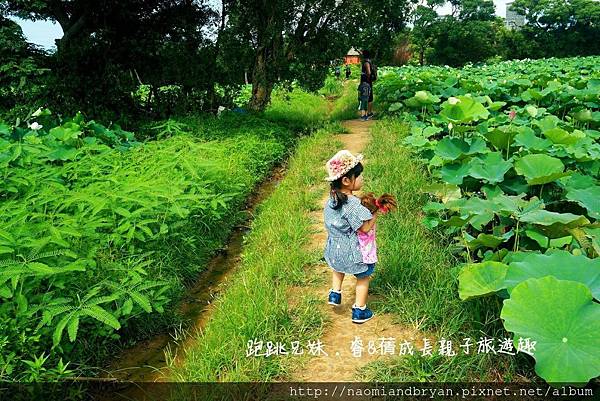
[249,46,273,112]
[246,1,284,112]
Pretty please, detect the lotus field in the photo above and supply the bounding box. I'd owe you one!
[375,56,600,384]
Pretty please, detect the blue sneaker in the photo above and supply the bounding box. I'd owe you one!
[352,305,374,324]
[328,290,341,306]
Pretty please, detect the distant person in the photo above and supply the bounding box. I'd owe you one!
[360,50,377,118]
[335,66,341,79]
[345,65,351,79]
[357,81,371,121]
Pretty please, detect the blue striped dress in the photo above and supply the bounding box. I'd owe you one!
[323,194,373,275]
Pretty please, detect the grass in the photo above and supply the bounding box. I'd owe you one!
[329,79,361,121]
[169,127,340,381]
[318,75,344,98]
[264,86,329,132]
[354,118,530,382]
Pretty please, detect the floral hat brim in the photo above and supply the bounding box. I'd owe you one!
[324,150,364,181]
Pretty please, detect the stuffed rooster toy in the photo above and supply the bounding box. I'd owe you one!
[355,193,397,265]
[359,193,397,215]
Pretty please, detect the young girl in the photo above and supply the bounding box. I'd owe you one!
[323,150,379,324]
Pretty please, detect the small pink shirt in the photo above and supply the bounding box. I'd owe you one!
[357,225,377,264]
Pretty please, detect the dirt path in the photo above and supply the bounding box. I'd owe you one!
[288,119,421,382]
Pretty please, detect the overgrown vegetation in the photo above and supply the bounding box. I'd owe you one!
[0,88,327,381]
[372,56,600,385]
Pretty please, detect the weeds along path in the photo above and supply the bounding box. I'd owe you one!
[285,119,423,382]
[103,166,287,384]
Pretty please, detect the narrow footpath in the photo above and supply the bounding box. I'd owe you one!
[286,119,422,381]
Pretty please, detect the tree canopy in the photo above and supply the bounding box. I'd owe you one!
[1,0,599,119]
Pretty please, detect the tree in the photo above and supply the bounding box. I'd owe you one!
[410,0,503,66]
[224,0,366,112]
[2,1,217,119]
[427,16,503,66]
[454,0,495,21]
[357,0,418,64]
[0,16,49,117]
[510,0,600,57]
[411,2,443,65]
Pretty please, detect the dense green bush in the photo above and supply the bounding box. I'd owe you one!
[0,106,299,380]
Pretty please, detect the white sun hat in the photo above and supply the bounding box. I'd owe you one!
[324,150,364,182]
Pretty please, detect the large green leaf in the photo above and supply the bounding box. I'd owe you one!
[514,130,552,151]
[456,197,496,230]
[435,137,470,160]
[565,186,600,220]
[46,146,78,162]
[466,232,513,250]
[505,250,600,299]
[468,152,513,184]
[583,227,600,256]
[514,154,569,185]
[524,229,572,249]
[559,173,597,191]
[485,126,518,150]
[405,90,440,107]
[519,210,589,228]
[543,127,585,145]
[440,162,470,185]
[501,276,600,384]
[414,90,440,105]
[458,261,508,300]
[440,96,490,124]
[423,183,462,203]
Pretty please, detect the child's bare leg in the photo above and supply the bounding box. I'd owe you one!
[355,276,371,307]
[332,271,345,292]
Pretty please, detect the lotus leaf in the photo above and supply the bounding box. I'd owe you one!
[524,230,572,249]
[525,105,538,117]
[514,130,552,151]
[559,173,597,191]
[485,125,519,150]
[543,127,585,145]
[389,102,403,112]
[519,210,589,228]
[565,186,600,219]
[423,183,462,203]
[440,162,470,185]
[573,109,593,122]
[435,137,470,160]
[468,152,513,184]
[440,96,490,124]
[514,154,569,185]
[501,276,600,384]
[458,261,508,300]
[505,250,600,299]
[466,232,513,250]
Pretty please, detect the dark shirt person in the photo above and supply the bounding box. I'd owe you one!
[360,50,375,117]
